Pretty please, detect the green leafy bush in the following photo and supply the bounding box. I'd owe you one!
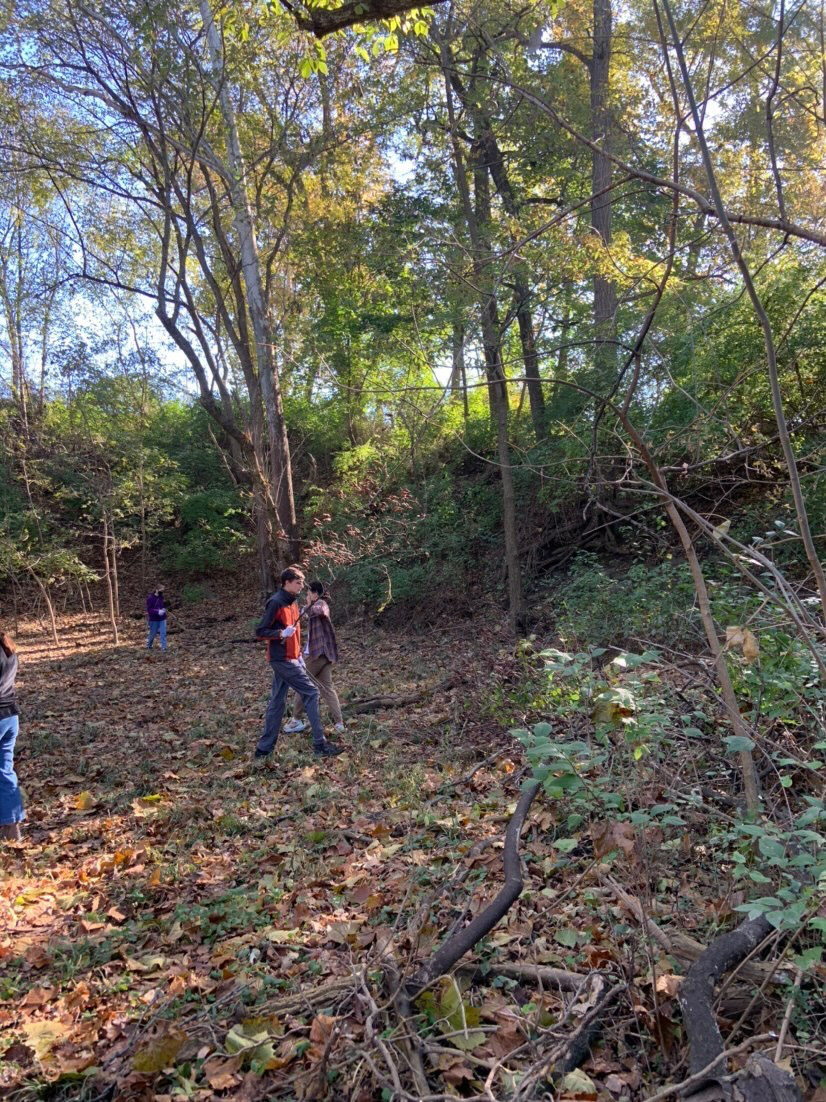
[553,552,698,648]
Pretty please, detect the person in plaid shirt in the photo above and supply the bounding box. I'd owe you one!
[253,569,343,762]
[284,581,345,735]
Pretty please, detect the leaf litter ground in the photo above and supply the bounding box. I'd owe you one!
[0,595,806,1100]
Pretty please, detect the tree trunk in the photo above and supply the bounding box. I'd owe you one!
[139,468,147,594]
[476,129,546,438]
[109,518,120,620]
[513,277,545,437]
[449,319,470,420]
[28,568,58,646]
[590,0,618,381]
[441,39,524,630]
[255,487,276,596]
[200,1,299,565]
[102,518,119,645]
[471,137,523,630]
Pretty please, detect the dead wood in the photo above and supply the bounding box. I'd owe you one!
[729,1054,804,1102]
[343,675,458,716]
[407,780,541,994]
[604,878,792,984]
[678,916,801,1101]
[458,960,591,991]
[550,981,626,1078]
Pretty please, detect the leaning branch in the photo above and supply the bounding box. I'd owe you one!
[479,69,826,250]
[407,779,541,993]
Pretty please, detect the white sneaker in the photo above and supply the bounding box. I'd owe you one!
[333,723,346,733]
[283,718,306,733]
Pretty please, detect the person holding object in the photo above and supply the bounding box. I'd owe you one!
[253,567,343,762]
[284,581,345,735]
[146,586,168,651]
[0,629,24,843]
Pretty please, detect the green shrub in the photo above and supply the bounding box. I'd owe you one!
[553,552,698,649]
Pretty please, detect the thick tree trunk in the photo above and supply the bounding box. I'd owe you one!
[201,0,299,565]
[255,486,276,595]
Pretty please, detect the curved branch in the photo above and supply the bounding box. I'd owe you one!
[678,916,771,1082]
[408,779,541,993]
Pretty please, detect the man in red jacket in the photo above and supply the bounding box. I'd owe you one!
[254,567,343,762]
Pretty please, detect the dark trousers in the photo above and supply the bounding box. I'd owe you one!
[257,660,324,755]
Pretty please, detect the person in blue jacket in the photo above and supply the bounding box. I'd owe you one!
[146,586,168,651]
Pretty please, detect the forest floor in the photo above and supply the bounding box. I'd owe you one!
[0,591,821,1100]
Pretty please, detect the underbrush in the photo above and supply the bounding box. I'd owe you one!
[478,626,826,1081]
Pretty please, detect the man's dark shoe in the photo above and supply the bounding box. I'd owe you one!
[252,751,271,769]
[313,741,344,758]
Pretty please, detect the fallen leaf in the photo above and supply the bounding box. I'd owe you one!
[655,973,683,997]
[21,986,57,1007]
[438,1052,475,1085]
[2,1041,35,1067]
[203,1055,242,1090]
[132,1029,187,1073]
[559,1067,599,1099]
[20,1020,71,1062]
[591,820,639,862]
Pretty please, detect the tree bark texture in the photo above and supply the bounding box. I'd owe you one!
[590,0,618,380]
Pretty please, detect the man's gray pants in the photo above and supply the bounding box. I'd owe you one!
[257,660,324,755]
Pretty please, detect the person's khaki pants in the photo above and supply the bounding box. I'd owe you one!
[294,656,343,725]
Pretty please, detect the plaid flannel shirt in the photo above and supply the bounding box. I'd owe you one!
[305,600,339,663]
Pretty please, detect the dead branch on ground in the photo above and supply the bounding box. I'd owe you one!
[678,916,802,1101]
[343,675,459,715]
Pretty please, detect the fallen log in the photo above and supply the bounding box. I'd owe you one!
[343,675,458,716]
[604,877,793,985]
[458,960,591,992]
